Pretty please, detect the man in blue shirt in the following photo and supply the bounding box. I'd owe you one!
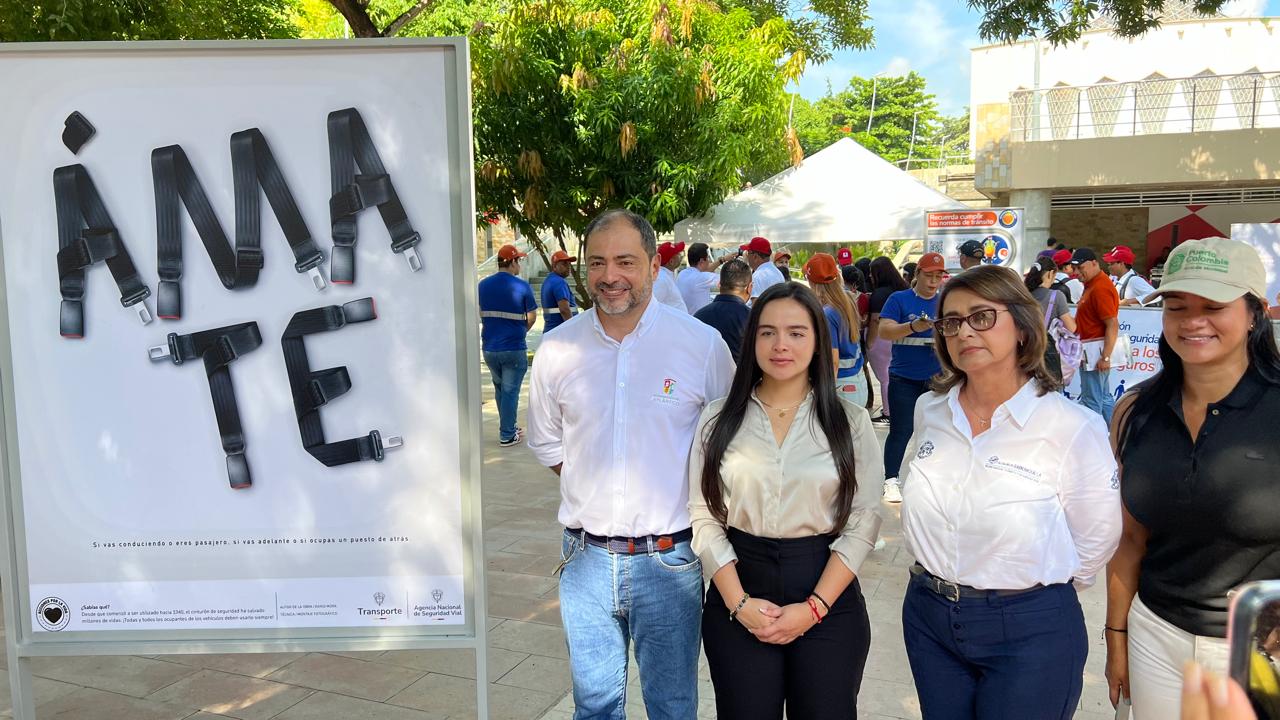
[876,251,945,501]
[541,249,578,333]
[693,259,753,362]
[479,244,538,446]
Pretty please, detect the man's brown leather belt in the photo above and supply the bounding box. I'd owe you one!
[568,527,693,554]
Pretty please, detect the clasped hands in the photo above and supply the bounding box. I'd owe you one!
[734,597,824,645]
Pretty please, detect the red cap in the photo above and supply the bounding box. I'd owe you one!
[802,253,840,284]
[1052,249,1074,266]
[836,248,853,266]
[773,249,792,262]
[657,241,686,266]
[739,236,771,255]
[1103,245,1136,265]
[917,252,945,273]
[549,249,577,264]
[497,244,527,261]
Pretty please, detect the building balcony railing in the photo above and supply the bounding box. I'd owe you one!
[1009,70,1280,142]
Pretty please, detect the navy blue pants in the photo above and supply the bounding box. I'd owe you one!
[883,374,931,479]
[902,571,1087,720]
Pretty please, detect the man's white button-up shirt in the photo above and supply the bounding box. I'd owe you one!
[528,298,736,537]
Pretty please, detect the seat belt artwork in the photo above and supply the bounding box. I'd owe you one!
[152,129,328,320]
[282,297,403,466]
[327,108,422,284]
[54,164,154,338]
[61,111,96,154]
[148,322,263,489]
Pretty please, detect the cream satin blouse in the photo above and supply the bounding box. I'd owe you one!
[688,391,884,579]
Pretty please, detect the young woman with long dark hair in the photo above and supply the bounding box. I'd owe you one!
[689,282,883,719]
[1105,237,1280,719]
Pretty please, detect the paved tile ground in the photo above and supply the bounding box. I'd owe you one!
[0,362,1116,719]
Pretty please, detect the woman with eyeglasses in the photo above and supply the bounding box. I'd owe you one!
[898,266,1122,719]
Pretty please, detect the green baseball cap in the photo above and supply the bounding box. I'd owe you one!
[1143,237,1267,304]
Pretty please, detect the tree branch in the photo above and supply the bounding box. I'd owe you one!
[326,0,380,37]
[383,0,435,36]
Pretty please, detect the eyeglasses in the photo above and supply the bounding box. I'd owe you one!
[932,309,1009,337]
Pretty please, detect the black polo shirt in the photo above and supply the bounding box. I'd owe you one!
[693,294,750,363]
[1121,368,1280,637]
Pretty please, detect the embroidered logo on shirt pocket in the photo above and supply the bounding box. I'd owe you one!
[983,455,1043,482]
[916,441,935,459]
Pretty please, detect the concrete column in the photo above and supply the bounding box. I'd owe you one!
[1010,188,1052,273]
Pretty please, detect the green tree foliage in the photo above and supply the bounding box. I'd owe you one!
[793,72,944,165]
[470,0,802,302]
[968,0,1230,44]
[0,0,300,41]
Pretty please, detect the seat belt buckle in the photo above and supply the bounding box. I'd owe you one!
[401,245,423,272]
[132,301,154,325]
[226,452,252,490]
[120,286,154,325]
[307,266,327,291]
[157,280,182,320]
[147,332,182,364]
[342,297,377,323]
[59,299,85,339]
[330,245,355,285]
[369,430,404,462]
[391,232,423,273]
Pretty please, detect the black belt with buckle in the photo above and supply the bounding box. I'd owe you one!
[568,527,693,555]
[910,564,1044,602]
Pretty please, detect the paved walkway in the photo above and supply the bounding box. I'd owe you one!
[0,365,1116,719]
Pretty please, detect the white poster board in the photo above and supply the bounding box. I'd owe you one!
[1232,223,1280,306]
[1064,306,1164,398]
[925,208,1026,273]
[0,39,486,717]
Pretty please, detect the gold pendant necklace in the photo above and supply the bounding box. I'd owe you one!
[758,397,804,418]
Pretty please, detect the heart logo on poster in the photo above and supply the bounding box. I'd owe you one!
[43,606,63,624]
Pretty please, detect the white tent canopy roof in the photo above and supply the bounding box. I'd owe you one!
[673,137,968,246]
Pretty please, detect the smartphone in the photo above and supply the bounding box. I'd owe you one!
[1228,580,1280,719]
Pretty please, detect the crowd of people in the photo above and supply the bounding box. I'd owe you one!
[476,210,1279,720]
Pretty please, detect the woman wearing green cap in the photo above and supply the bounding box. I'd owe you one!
[1105,237,1280,719]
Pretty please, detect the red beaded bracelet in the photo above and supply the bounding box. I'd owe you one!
[806,597,823,624]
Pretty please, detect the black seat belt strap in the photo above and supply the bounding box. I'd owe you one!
[148,321,263,490]
[152,131,327,320]
[281,297,403,466]
[54,164,153,338]
[327,108,422,284]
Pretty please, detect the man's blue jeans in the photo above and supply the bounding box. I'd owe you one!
[559,530,703,720]
[483,350,528,442]
[1078,368,1114,423]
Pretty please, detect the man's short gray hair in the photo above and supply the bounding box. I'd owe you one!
[582,209,658,259]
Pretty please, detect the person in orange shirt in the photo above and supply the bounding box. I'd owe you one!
[1071,248,1120,421]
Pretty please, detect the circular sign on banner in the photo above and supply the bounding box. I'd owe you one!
[998,209,1019,228]
[981,235,1013,266]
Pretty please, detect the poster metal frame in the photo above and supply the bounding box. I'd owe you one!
[0,38,488,718]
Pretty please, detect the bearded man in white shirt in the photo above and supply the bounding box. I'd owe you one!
[529,208,735,719]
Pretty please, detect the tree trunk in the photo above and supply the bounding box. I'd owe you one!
[325,0,436,38]
[326,0,381,37]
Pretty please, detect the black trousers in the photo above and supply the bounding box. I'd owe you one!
[703,527,871,720]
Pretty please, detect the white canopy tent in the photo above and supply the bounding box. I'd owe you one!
[673,137,968,246]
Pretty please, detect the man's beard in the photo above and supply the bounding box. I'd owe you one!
[590,280,652,316]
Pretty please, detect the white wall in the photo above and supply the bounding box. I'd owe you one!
[971,18,1280,107]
